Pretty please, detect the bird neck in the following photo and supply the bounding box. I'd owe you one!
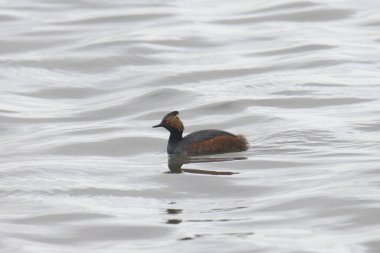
[168,130,183,146]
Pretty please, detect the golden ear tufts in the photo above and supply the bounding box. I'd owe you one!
[167,115,184,132]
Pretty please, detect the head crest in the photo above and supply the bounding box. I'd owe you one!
[164,111,184,132]
[164,111,179,119]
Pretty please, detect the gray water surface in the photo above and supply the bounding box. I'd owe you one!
[1,0,380,252]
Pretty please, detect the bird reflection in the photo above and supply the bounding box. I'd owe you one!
[167,155,246,175]
[166,218,182,225]
[167,208,182,215]
[166,207,183,225]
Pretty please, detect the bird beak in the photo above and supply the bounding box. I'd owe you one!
[153,123,163,128]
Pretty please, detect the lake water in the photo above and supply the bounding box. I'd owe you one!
[1,0,380,252]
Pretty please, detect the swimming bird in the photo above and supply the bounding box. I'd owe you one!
[153,111,249,155]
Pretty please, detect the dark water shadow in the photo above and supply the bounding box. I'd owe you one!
[167,155,246,175]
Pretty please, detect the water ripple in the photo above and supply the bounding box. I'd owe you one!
[1,0,380,252]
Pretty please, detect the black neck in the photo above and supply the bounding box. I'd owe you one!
[168,130,183,146]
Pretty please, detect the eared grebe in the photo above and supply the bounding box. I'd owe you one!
[153,111,249,155]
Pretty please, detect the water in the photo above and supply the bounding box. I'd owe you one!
[1,0,380,252]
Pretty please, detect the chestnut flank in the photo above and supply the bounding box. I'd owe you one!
[186,134,248,155]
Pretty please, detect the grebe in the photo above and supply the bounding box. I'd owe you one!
[153,111,248,155]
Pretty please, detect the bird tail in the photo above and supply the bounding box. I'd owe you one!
[236,135,249,151]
